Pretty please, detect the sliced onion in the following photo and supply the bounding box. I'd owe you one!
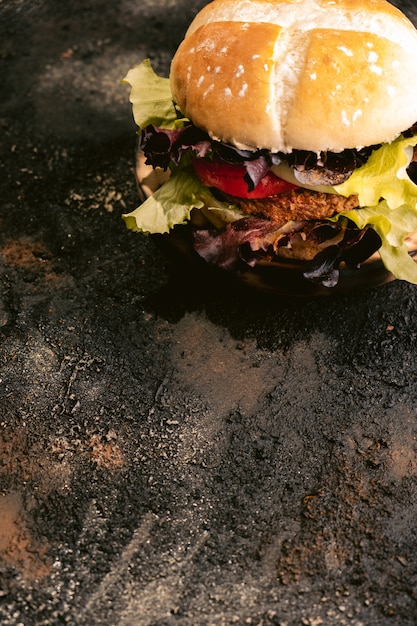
[270,161,346,194]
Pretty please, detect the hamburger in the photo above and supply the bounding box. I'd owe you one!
[122,0,417,290]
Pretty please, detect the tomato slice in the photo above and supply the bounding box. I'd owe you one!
[192,157,298,199]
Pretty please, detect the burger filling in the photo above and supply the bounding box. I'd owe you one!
[137,121,386,286]
[122,60,417,288]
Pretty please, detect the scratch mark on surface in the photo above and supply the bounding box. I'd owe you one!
[80,511,158,619]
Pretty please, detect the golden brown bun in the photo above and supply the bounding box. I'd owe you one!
[170,0,417,153]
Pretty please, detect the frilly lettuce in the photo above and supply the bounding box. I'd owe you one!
[123,168,204,234]
[334,135,417,283]
[340,201,417,283]
[334,135,417,210]
[122,167,238,234]
[122,60,188,130]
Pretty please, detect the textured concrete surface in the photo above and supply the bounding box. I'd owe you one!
[2,1,417,624]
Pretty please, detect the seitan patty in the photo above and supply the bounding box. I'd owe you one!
[234,188,359,222]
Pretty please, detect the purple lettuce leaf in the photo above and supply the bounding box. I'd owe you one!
[192,217,382,287]
[303,226,382,287]
[193,217,288,271]
[139,123,382,190]
[140,125,272,190]
[140,124,211,169]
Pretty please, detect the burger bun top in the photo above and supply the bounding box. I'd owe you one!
[170,0,417,153]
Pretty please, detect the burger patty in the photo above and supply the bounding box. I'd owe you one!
[234,188,359,222]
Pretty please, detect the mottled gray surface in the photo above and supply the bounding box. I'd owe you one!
[1,1,417,624]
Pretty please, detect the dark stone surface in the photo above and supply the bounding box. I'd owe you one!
[1,1,417,624]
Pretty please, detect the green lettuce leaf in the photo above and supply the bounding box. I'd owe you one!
[334,134,417,210]
[332,134,417,283]
[122,59,187,130]
[337,200,417,283]
[123,167,227,234]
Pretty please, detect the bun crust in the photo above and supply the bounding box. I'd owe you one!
[170,0,417,153]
